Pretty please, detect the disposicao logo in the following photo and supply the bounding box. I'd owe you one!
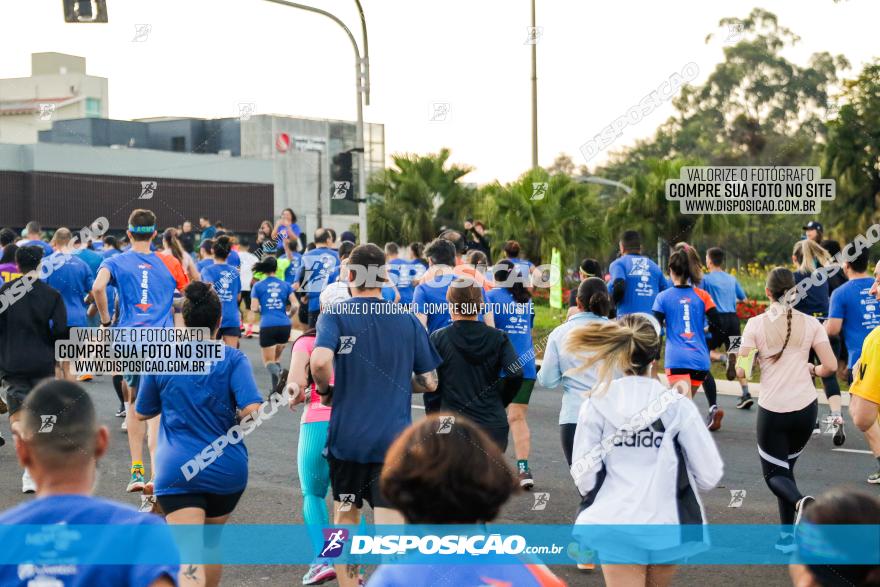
[319,528,349,559]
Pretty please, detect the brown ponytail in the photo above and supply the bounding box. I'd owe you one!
[766,267,797,362]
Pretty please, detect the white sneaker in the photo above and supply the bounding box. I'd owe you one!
[121,419,127,432]
[22,469,36,494]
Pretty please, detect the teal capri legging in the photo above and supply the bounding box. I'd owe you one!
[298,420,330,557]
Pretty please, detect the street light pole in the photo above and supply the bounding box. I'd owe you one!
[261,0,369,242]
[530,0,538,169]
[306,148,323,227]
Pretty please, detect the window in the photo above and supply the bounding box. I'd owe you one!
[171,136,186,152]
[85,97,101,117]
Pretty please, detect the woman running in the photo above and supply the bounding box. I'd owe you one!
[135,282,263,587]
[250,256,296,396]
[162,228,199,282]
[200,235,242,348]
[538,277,612,465]
[653,245,724,431]
[792,240,845,444]
[736,267,837,552]
[286,328,336,585]
[488,259,537,488]
[567,314,723,586]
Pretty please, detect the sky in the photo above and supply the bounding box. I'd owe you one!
[0,0,877,184]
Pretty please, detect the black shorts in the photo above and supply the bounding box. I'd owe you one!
[217,326,241,338]
[327,455,390,510]
[240,290,252,308]
[156,490,244,518]
[1,375,49,415]
[259,325,291,348]
[708,312,741,351]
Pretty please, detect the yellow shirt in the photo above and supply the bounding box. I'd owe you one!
[850,325,880,405]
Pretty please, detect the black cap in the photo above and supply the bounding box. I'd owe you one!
[803,221,823,232]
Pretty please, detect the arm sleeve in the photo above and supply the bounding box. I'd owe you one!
[570,402,605,497]
[673,399,724,491]
[536,331,562,389]
[135,375,162,416]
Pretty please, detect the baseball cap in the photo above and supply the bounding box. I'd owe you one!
[803,221,824,232]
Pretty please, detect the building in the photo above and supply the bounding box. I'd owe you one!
[0,53,108,144]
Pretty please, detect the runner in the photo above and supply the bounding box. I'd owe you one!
[310,243,441,587]
[200,235,242,348]
[538,277,612,466]
[488,259,538,488]
[608,230,667,317]
[429,279,523,451]
[102,235,123,259]
[196,239,214,273]
[237,246,258,338]
[848,260,880,484]
[372,415,565,586]
[653,246,724,430]
[568,258,602,310]
[502,240,539,288]
[735,267,837,551]
[135,282,262,587]
[296,229,340,328]
[249,256,296,396]
[0,379,179,587]
[43,228,94,382]
[567,313,723,586]
[0,246,67,492]
[409,242,429,270]
[803,221,823,245]
[161,228,200,282]
[385,242,416,305]
[199,216,216,241]
[286,328,336,585]
[791,240,845,442]
[93,209,186,494]
[701,247,751,408]
[17,221,54,256]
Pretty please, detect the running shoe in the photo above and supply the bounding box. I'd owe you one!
[735,395,754,410]
[519,470,535,490]
[774,534,796,554]
[0,395,7,414]
[121,419,127,432]
[830,415,846,447]
[867,469,880,485]
[725,352,738,381]
[577,563,596,571]
[127,466,145,493]
[706,405,724,431]
[138,495,157,514]
[115,407,126,418]
[22,469,36,494]
[795,495,815,526]
[76,373,93,382]
[144,480,154,495]
[0,431,4,448]
[812,420,821,436]
[302,563,336,585]
[244,324,255,339]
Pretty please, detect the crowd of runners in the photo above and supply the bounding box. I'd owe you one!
[0,209,878,587]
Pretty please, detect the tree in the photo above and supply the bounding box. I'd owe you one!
[367,149,475,245]
[547,153,576,176]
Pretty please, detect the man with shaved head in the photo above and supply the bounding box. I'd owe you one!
[0,379,178,586]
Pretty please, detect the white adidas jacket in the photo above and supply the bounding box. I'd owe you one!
[571,376,724,528]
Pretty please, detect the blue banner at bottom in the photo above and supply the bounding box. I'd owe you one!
[0,524,877,566]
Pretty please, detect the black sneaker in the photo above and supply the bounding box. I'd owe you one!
[519,470,534,490]
[735,395,754,410]
[0,431,5,448]
[831,415,846,447]
[726,352,738,381]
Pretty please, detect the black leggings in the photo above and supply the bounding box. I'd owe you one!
[757,401,818,525]
[560,423,577,466]
[811,337,842,399]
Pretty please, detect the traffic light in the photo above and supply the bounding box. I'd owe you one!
[330,151,354,201]
[62,0,109,23]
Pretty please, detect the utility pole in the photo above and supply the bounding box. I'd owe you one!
[530,0,538,169]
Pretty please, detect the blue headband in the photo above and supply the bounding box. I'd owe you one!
[128,225,156,234]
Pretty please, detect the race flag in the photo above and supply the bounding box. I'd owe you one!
[550,248,563,309]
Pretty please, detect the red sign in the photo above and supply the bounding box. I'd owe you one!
[275,132,291,153]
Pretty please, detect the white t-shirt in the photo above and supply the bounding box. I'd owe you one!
[237,251,258,292]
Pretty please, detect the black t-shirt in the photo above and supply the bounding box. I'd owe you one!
[429,321,521,430]
[0,278,67,378]
[178,231,196,253]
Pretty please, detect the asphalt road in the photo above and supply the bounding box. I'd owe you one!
[1,337,877,586]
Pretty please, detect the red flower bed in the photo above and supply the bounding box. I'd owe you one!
[736,299,767,320]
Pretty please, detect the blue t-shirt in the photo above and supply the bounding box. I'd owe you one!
[102,248,122,259]
[136,348,262,495]
[0,494,178,587]
[252,276,293,328]
[413,274,455,333]
[74,247,104,278]
[296,248,340,312]
[487,288,536,379]
[609,254,668,316]
[196,258,214,273]
[283,252,303,284]
[315,297,442,463]
[100,252,177,328]
[227,250,240,268]
[507,257,534,282]
[701,270,746,314]
[201,263,242,330]
[829,277,880,367]
[387,258,417,305]
[794,270,830,319]
[275,223,301,252]
[201,226,217,240]
[653,285,714,370]
[22,239,54,256]
[43,253,94,328]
